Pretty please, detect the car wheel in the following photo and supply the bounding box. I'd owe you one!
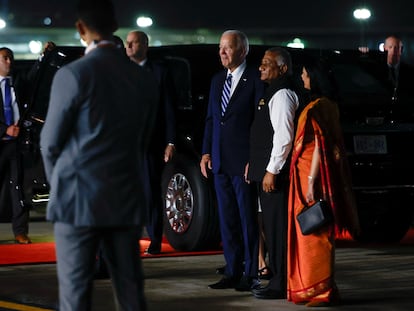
[161,153,220,251]
[353,189,414,243]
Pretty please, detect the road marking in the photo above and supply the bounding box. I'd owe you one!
[0,300,54,311]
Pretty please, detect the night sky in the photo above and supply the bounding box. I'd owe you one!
[2,0,414,33]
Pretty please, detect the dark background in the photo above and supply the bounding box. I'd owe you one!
[1,1,414,62]
[2,0,413,31]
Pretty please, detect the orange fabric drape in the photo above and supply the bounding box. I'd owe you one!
[287,97,359,303]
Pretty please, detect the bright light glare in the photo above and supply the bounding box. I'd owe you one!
[379,43,385,52]
[28,40,42,54]
[136,16,153,28]
[353,8,371,20]
[287,38,304,49]
[0,18,6,29]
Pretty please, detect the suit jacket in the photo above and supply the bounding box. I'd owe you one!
[0,71,30,138]
[202,65,264,175]
[385,62,411,103]
[143,59,176,157]
[40,45,159,227]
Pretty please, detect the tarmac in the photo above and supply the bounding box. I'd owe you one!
[0,209,414,311]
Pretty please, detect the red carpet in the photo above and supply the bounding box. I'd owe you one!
[0,238,223,266]
[1,229,413,266]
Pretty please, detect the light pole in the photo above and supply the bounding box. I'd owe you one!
[353,8,371,50]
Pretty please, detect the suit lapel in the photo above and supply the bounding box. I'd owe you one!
[0,83,5,123]
[223,68,248,116]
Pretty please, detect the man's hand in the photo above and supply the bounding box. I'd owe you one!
[244,163,250,183]
[200,154,212,178]
[44,41,56,53]
[6,123,19,138]
[262,171,276,193]
[164,144,175,162]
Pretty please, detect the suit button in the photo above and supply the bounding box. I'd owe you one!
[220,121,224,125]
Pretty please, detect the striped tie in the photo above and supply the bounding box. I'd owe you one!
[3,78,13,126]
[221,73,232,116]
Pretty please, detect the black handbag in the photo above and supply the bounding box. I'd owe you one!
[296,200,333,235]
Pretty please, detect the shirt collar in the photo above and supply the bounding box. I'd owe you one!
[0,75,12,84]
[85,40,116,55]
[139,58,148,67]
[227,60,246,78]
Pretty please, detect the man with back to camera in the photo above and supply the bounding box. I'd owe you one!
[126,30,176,255]
[248,47,300,299]
[40,0,159,309]
[200,29,265,291]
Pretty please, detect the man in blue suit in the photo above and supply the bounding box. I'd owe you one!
[40,0,158,310]
[200,29,264,291]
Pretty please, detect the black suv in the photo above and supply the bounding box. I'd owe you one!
[19,44,414,250]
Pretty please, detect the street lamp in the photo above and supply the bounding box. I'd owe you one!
[353,8,371,20]
[0,18,6,29]
[136,16,153,28]
[353,8,371,50]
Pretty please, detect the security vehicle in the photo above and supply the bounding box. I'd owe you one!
[19,44,414,250]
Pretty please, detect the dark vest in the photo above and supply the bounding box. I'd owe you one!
[248,76,296,184]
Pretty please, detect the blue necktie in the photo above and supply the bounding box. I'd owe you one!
[3,78,13,126]
[221,73,232,116]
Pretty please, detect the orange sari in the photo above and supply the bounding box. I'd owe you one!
[287,97,359,304]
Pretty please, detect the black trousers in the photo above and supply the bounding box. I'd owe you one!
[145,153,164,251]
[0,140,28,236]
[256,183,287,291]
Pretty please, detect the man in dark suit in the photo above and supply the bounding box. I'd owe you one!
[40,1,159,310]
[126,30,176,255]
[382,35,411,123]
[0,47,31,244]
[200,29,264,291]
[248,47,300,299]
[384,35,403,101]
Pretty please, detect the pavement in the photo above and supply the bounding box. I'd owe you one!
[0,211,414,310]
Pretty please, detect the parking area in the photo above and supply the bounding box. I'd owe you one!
[0,220,414,310]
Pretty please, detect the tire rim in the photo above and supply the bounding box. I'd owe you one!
[165,173,194,233]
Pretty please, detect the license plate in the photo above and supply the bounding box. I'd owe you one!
[353,135,387,154]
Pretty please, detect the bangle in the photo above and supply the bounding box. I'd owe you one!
[308,175,314,180]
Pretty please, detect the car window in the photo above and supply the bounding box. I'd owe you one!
[332,63,388,97]
[29,47,84,123]
[163,56,192,111]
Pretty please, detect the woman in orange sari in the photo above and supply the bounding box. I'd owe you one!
[287,59,360,307]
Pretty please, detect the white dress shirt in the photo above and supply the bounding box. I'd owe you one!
[266,88,299,175]
[226,61,246,97]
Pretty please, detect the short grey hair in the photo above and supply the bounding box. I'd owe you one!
[267,47,293,75]
[222,29,249,55]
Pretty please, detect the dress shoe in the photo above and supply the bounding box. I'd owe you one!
[234,276,261,292]
[252,286,285,299]
[258,266,273,280]
[208,277,238,289]
[15,234,32,244]
[144,245,161,255]
[215,265,226,274]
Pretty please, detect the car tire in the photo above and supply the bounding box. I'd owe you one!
[161,153,220,251]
